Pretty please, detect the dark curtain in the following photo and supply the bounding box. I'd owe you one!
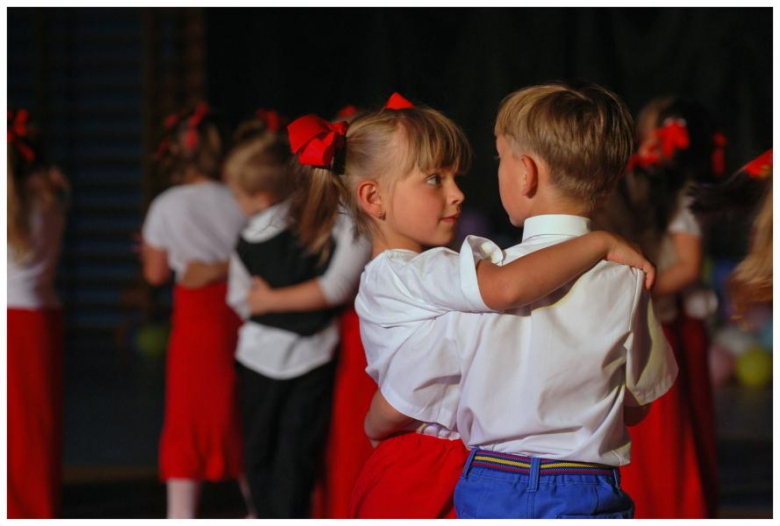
[206,7,772,240]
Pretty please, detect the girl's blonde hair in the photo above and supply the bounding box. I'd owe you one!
[7,155,32,259]
[223,121,293,198]
[154,104,223,184]
[729,176,773,318]
[288,105,472,258]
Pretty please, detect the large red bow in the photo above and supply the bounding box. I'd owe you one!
[744,149,772,179]
[186,102,210,150]
[288,115,348,168]
[7,109,35,162]
[385,92,414,110]
[256,108,288,134]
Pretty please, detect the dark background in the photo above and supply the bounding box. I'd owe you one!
[7,7,773,518]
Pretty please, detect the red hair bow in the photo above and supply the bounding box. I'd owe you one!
[256,108,288,134]
[288,115,348,168]
[655,118,690,158]
[335,105,359,120]
[385,92,414,110]
[7,109,35,162]
[744,149,772,179]
[711,132,727,177]
[185,102,210,150]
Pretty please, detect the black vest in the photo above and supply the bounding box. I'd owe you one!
[236,228,337,336]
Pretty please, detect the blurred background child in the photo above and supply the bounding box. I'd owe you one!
[7,109,70,518]
[595,96,724,518]
[140,103,249,518]
[223,109,371,518]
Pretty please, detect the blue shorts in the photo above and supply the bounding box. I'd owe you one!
[454,449,634,519]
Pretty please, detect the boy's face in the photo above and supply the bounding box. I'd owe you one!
[496,134,529,226]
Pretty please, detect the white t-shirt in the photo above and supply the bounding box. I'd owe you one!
[355,241,499,440]
[8,200,66,309]
[655,195,702,322]
[358,215,677,465]
[229,201,371,380]
[141,180,246,280]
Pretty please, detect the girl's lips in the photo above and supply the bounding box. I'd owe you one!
[441,214,460,224]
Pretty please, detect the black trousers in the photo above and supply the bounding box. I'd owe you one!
[237,359,336,518]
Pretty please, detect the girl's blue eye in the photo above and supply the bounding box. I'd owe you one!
[426,174,442,185]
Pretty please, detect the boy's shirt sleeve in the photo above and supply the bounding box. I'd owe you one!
[315,212,372,306]
[371,235,503,323]
[624,277,678,407]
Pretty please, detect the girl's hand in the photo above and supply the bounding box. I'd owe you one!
[602,232,656,290]
[248,276,276,315]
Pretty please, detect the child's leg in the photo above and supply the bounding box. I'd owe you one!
[166,479,201,519]
[236,362,287,518]
[271,360,337,518]
[238,474,256,518]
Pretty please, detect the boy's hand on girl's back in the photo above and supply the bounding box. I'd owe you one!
[601,232,656,291]
[248,276,275,315]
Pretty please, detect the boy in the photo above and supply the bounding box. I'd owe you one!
[364,82,677,519]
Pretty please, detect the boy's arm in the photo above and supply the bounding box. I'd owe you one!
[624,404,651,426]
[476,231,655,311]
[364,390,415,443]
[180,260,229,289]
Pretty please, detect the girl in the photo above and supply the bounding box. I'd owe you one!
[7,109,69,518]
[284,93,655,518]
[141,103,250,518]
[608,97,723,518]
[222,111,371,518]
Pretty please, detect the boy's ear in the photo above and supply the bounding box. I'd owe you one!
[356,179,385,220]
[519,154,539,197]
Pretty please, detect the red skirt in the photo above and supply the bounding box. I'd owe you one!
[158,282,244,481]
[620,318,710,518]
[7,308,64,519]
[312,307,376,518]
[349,432,469,519]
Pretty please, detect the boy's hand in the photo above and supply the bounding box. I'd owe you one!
[602,232,656,290]
[248,276,275,315]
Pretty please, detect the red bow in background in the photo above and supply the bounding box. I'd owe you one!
[385,92,414,110]
[655,118,690,158]
[256,108,288,134]
[7,109,35,162]
[744,149,772,179]
[335,105,359,120]
[711,132,728,177]
[185,102,210,150]
[288,114,348,168]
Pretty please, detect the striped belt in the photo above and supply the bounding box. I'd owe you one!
[471,450,615,476]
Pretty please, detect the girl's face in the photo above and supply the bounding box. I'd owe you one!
[383,163,465,252]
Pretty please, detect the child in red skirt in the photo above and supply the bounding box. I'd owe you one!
[221,110,371,518]
[284,93,654,518]
[141,103,250,518]
[7,109,69,518]
[603,97,725,518]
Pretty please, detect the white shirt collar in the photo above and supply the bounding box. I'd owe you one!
[521,214,591,243]
[244,199,291,240]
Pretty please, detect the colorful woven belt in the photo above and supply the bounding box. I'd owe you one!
[472,450,615,476]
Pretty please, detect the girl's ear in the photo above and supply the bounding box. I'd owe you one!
[519,154,539,197]
[356,179,385,220]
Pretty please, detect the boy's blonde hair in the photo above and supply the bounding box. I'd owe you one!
[290,106,472,257]
[495,82,635,209]
[223,126,292,198]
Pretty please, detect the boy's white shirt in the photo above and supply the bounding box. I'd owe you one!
[355,214,677,465]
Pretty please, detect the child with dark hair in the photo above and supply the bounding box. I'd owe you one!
[141,103,250,518]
